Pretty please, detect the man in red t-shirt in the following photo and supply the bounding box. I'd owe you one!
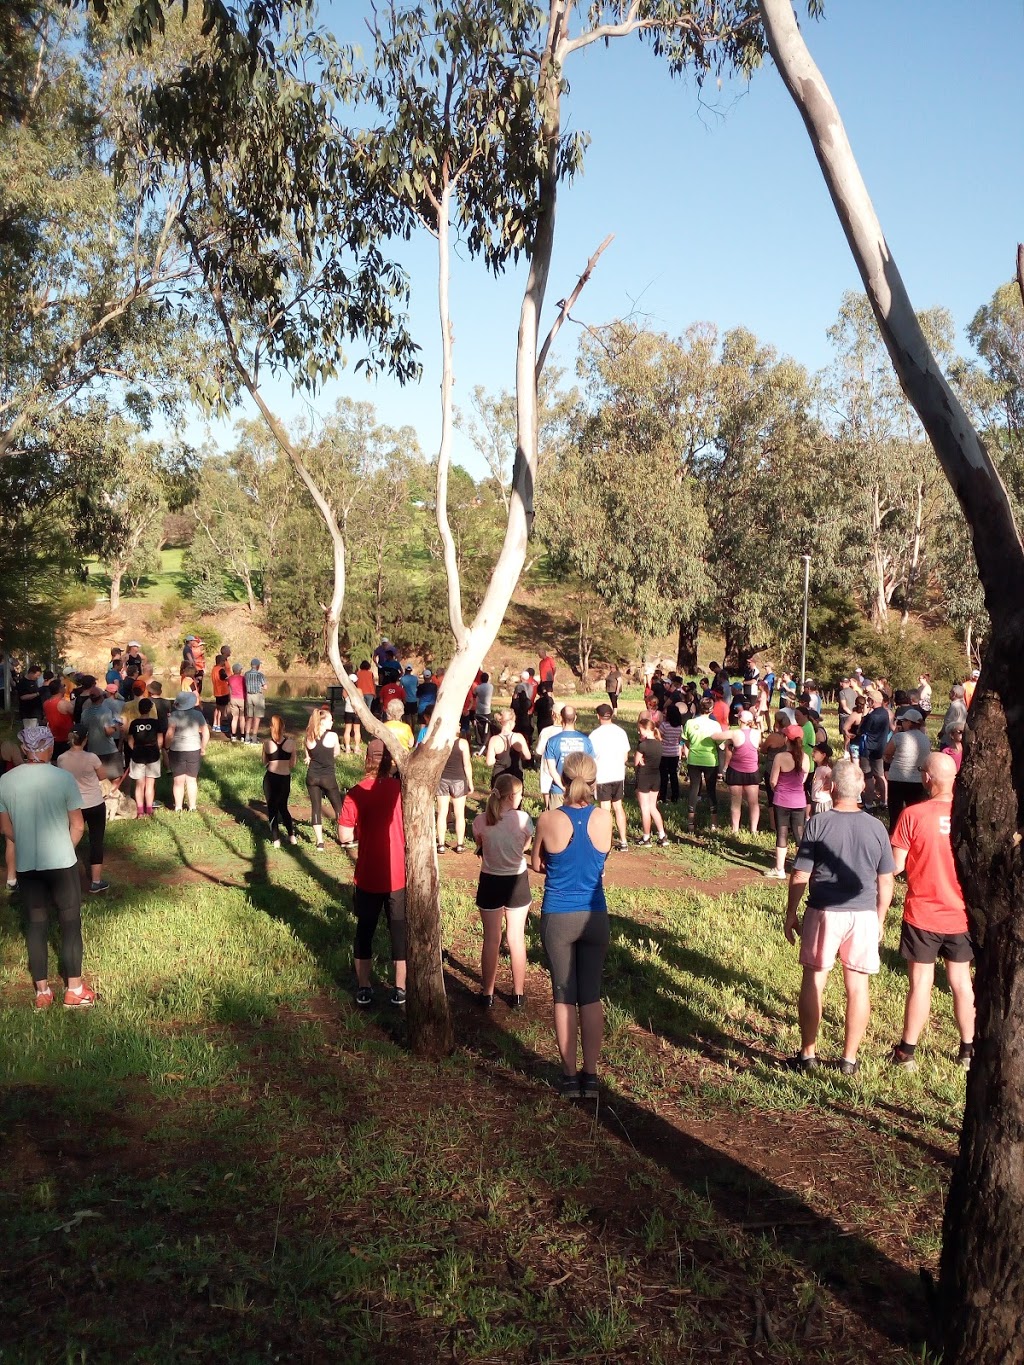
[339,740,407,1008]
[538,650,556,686]
[378,676,406,716]
[889,751,975,1069]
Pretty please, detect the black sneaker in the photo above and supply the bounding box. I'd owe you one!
[614,841,628,853]
[783,1051,820,1072]
[579,1071,600,1099]
[89,880,110,895]
[477,992,494,1009]
[354,986,373,1008]
[511,994,525,1010]
[557,1073,582,1100]
[836,1058,859,1076]
[390,987,406,1007]
[956,1042,974,1070]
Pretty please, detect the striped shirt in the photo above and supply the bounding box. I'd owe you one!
[244,669,266,696]
[660,722,682,758]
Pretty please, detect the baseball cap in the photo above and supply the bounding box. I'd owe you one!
[105,681,120,694]
[185,635,195,642]
[867,687,884,703]
[128,640,140,648]
[365,738,385,765]
[251,658,261,667]
[174,690,198,709]
[739,709,753,724]
[971,669,980,679]
[784,724,804,741]
[423,668,432,678]
[901,708,924,723]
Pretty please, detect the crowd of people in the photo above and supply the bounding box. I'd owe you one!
[0,637,980,1101]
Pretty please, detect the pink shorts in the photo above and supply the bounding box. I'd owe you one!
[799,906,880,975]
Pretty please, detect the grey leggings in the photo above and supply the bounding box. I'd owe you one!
[540,910,609,1006]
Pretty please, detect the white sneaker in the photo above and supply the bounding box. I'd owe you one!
[271,839,281,848]
[289,834,298,845]
[762,867,787,879]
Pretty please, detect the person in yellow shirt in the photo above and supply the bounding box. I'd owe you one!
[383,698,415,751]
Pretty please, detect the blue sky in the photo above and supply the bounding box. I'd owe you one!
[215,1,1024,473]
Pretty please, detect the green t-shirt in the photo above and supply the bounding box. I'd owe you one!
[0,763,83,873]
[683,716,721,768]
[802,721,816,759]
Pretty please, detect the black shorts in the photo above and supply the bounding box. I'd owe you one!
[900,922,974,964]
[476,870,531,911]
[353,886,406,961]
[595,780,624,803]
[725,766,759,787]
[215,694,230,709]
[168,749,201,778]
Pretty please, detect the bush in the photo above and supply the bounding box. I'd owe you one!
[158,592,183,626]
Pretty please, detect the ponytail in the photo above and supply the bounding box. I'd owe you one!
[561,750,597,806]
[487,773,522,825]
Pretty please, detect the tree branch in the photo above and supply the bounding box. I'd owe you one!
[433,180,468,646]
[536,232,614,379]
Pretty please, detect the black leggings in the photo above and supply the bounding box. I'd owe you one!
[306,776,342,826]
[83,802,106,868]
[353,887,407,961]
[687,764,718,814]
[20,866,83,981]
[659,755,680,802]
[774,805,806,848]
[263,772,294,839]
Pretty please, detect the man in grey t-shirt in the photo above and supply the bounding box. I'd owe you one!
[783,760,894,1076]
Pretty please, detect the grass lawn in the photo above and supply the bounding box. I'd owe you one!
[0,703,959,1362]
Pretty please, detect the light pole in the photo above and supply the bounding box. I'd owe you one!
[799,554,811,690]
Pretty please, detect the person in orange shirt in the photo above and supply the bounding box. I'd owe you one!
[962,669,979,709]
[889,752,975,1070]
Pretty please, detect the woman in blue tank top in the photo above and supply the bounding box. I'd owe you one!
[531,750,613,1100]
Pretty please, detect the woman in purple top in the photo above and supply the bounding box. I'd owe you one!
[765,724,810,878]
[724,709,762,834]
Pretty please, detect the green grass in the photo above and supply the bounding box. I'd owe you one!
[0,709,958,1361]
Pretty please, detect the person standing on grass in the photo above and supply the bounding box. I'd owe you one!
[542,706,594,812]
[782,760,895,1075]
[487,709,531,788]
[472,773,533,1009]
[227,664,246,742]
[42,678,75,761]
[304,706,343,852]
[383,697,415,751]
[339,740,407,1008]
[211,653,231,735]
[0,725,93,1009]
[81,684,124,780]
[532,751,612,1101]
[658,702,683,804]
[941,723,964,773]
[473,671,494,754]
[765,725,811,879]
[262,714,298,848]
[125,698,162,818]
[682,697,724,833]
[633,711,669,848]
[605,663,622,714]
[889,752,975,1070]
[57,726,109,893]
[724,709,762,834]
[244,658,268,745]
[884,707,931,828]
[164,691,209,813]
[538,648,556,688]
[436,731,474,855]
[938,683,968,749]
[857,686,891,812]
[341,675,360,754]
[588,703,631,853]
[400,665,419,729]
[355,660,375,713]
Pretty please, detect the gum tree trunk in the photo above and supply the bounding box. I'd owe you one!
[676,614,699,673]
[757,3,1024,1357]
[400,746,454,1057]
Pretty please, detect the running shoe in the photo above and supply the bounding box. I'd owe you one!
[782,1051,820,1072]
[354,986,373,1007]
[6,879,17,893]
[477,992,494,1009]
[34,985,54,1010]
[89,880,109,895]
[836,1058,860,1077]
[289,834,299,845]
[762,868,787,879]
[271,839,281,849]
[614,841,628,853]
[557,1073,582,1100]
[657,834,670,847]
[315,842,325,853]
[635,836,651,847]
[511,994,525,1010]
[891,1044,917,1071]
[390,987,406,1007]
[64,983,96,1009]
[579,1072,600,1100]
[956,1042,974,1070]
